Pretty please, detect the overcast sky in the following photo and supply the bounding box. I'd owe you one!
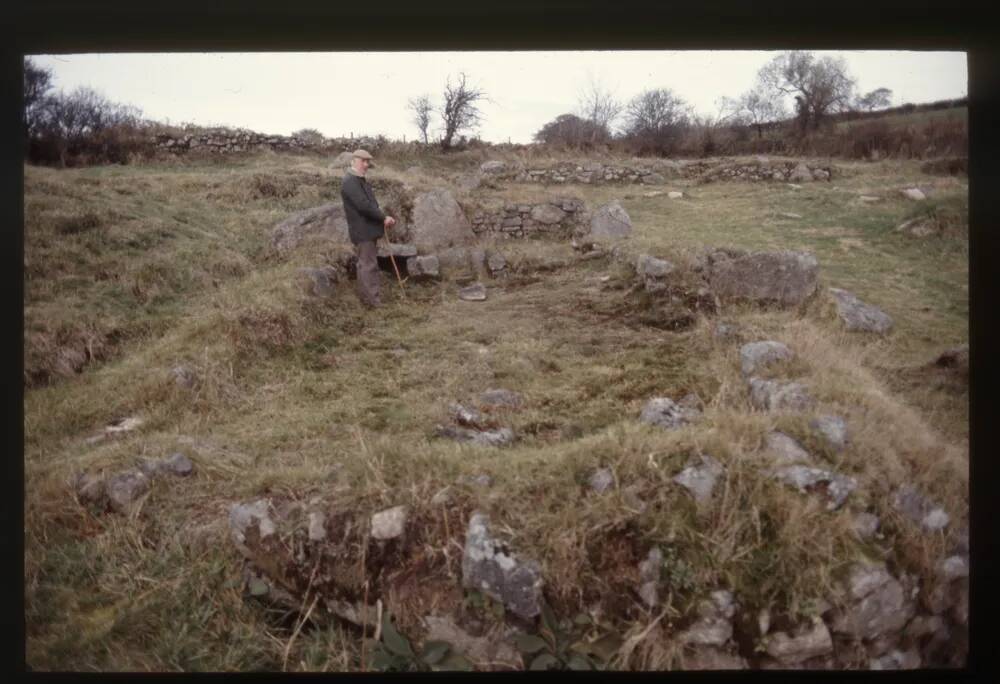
[30,51,967,144]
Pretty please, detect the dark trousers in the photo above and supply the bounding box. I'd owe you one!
[355,240,380,307]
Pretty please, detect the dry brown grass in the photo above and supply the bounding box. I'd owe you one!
[24,150,967,671]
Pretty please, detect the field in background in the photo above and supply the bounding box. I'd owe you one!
[23,150,968,671]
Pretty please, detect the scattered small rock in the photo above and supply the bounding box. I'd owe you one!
[747,377,814,412]
[458,474,494,488]
[713,321,741,342]
[406,254,441,280]
[809,415,849,452]
[589,468,615,494]
[680,590,736,647]
[104,469,151,514]
[938,555,969,582]
[892,485,950,531]
[479,388,523,409]
[764,431,813,466]
[458,283,487,301]
[870,648,922,670]
[171,365,197,389]
[430,486,453,505]
[852,512,881,540]
[831,562,916,640]
[437,425,514,447]
[299,266,340,297]
[768,465,857,510]
[739,340,793,376]
[900,187,927,201]
[450,402,490,429]
[779,212,803,219]
[765,617,834,665]
[639,397,700,429]
[229,500,277,556]
[858,195,881,202]
[637,547,662,608]
[668,191,684,199]
[371,505,407,540]
[308,510,327,542]
[672,454,725,504]
[828,287,893,334]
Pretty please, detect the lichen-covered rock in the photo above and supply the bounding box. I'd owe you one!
[105,469,151,514]
[748,378,814,411]
[635,254,675,293]
[171,365,197,389]
[479,388,523,409]
[637,547,662,607]
[764,431,813,466]
[831,563,916,640]
[708,250,818,307]
[461,512,543,620]
[828,288,893,334]
[436,425,514,447]
[410,189,476,252]
[764,617,834,665]
[229,499,277,557]
[680,590,737,647]
[739,341,793,376]
[406,254,441,279]
[640,397,700,429]
[870,648,922,670]
[673,454,725,504]
[449,402,490,430]
[588,200,633,239]
[371,505,407,540]
[809,415,849,452]
[458,283,487,301]
[589,468,615,494]
[768,465,857,510]
[892,485,950,531]
[852,512,881,540]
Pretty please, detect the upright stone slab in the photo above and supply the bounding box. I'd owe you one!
[588,200,633,239]
[410,189,476,252]
[461,512,543,620]
[708,250,818,307]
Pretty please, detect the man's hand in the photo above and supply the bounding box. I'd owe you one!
[384,216,396,229]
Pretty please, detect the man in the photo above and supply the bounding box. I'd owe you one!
[341,149,396,308]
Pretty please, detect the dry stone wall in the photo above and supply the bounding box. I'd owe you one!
[154,130,383,155]
[470,198,586,238]
[478,158,835,186]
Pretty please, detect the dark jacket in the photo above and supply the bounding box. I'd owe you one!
[341,172,386,244]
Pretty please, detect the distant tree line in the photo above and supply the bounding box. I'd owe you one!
[23,58,155,166]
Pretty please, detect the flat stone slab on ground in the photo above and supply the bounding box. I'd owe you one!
[764,431,813,466]
[458,283,487,301]
[708,250,818,307]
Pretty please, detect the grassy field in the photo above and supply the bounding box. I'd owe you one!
[23,150,968,671]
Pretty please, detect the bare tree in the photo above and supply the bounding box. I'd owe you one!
[576,72,622,144]
[855,87,893,112]
[407,94,433,144]
[23,57,54,139]
[438,73,487,151]
[758,51,856,132]
[719,86,787,138]
[621,88,692,155]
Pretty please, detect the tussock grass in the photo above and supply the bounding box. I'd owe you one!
[24,151,967,670]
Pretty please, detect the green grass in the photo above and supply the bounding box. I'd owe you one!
[24,152,968,671]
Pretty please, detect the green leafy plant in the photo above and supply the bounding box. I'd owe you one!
[514,601,621,671]
[368,611,472,672]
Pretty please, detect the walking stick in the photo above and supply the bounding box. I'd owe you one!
[381,221,407,300]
